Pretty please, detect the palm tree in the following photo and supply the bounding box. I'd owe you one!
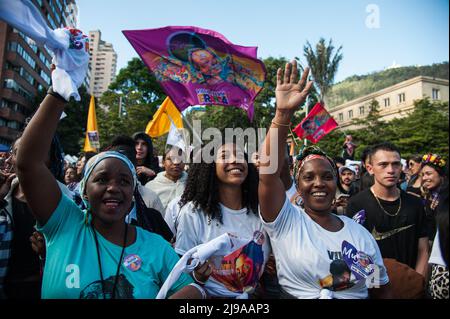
[303,38,343,104]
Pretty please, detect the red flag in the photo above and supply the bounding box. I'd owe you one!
[293,103,338,144]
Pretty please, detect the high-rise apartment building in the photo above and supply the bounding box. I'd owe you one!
[0,0,79,147]
[88,30,117,98]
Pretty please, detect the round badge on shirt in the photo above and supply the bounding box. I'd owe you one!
[123,254,142,271]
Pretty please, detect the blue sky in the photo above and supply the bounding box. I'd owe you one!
[77,0,448,82]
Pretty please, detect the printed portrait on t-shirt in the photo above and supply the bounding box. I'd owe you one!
[211,230,265,293]
[319,259,355,292]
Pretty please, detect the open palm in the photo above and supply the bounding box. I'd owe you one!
[275,61,313,113]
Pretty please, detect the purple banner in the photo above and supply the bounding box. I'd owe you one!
[122,26,266,120]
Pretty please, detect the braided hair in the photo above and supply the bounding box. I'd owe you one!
[179,144,259,224]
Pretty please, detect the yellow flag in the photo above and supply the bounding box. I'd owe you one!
[145,97,183,137]
[83,95,100,152]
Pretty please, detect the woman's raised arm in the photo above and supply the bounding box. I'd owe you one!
[259,61,313,222]
[16,93,66,225]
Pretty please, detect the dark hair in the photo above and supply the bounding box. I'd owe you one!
[359,146,372,174]
[132,132,154,162]
[361,147,372,164]
[421,154,447,177]
[132,132,160,184]
[64,165,79,181]
[108,135,137,166]
[421,162,446,177]
[84,151,97,162]
[368,142,401,163]
[179,144,259,224]
[333,156,345,167]
[408,154,422,164]
[330,259,351,276]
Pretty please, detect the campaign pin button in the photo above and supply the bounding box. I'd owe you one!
[123,254,142,271]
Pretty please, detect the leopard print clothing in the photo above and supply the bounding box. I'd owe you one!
[429,264,449,299]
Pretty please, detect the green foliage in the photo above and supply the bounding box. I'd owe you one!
[97,91,161,148]
[315,98,449,160]
[109,58,165,104]
[303,38,343,101]
[327,62,449,107]
[97,58,165,148]
[388,98,449,158]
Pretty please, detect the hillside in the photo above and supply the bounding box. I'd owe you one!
[326,62,449,108]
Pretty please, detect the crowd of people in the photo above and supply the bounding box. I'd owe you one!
[0,61,448,300]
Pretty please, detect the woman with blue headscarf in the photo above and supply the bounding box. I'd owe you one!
[15,89,206,299]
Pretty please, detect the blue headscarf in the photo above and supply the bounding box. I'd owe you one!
[79,151,137,210]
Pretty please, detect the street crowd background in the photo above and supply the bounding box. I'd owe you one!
[0,0,448,302]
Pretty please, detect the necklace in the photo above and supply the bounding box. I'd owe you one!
[370,188,402,217]
[91,221,128,299]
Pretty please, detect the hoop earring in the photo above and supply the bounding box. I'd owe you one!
[294,194,304,208]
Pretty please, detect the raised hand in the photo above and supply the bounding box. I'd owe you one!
[275,61,313,114]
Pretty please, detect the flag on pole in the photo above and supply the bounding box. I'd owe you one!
[293,102,338,144]
[122,26,266,121]
[145,97,183,137]
[83,95,100,152]
[166,121,186,151]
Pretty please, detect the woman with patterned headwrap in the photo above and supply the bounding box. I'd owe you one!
[13,89,207,299]
[258,60,391,299]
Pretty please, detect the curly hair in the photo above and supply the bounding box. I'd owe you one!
[179,147,259,224]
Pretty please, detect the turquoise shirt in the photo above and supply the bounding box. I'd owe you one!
[37,194,192,299]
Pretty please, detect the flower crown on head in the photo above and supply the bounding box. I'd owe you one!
[422,153,446,168]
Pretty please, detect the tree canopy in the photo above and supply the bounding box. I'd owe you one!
[303,38,343,102]
[314,98,449,160]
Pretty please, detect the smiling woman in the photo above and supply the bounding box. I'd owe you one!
[258,60,391,299]
[14,88,204,299]
[420,153,448,240]
[174,142,270,298]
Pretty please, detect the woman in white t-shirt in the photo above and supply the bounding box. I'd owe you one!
[258,60,391,299]
[175,142,271,298]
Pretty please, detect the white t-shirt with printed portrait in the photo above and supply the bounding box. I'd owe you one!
[260,197,389,299]
[175,201,271,298]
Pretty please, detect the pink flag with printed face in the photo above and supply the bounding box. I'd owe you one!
[293,102,338,144]
[122,26,266,121]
